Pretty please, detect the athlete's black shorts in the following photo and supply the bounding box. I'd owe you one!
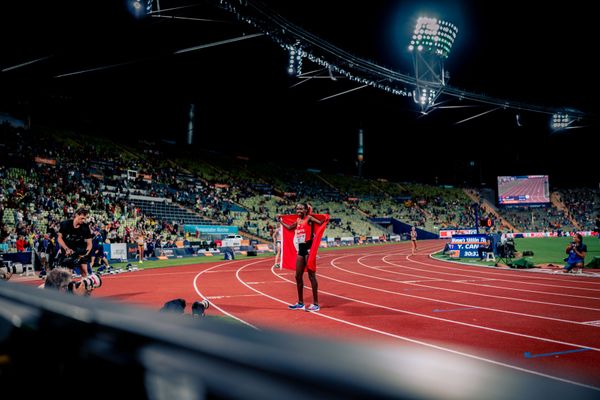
[298,240,312,257]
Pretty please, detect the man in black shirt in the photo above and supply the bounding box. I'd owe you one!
[57,207,93,277]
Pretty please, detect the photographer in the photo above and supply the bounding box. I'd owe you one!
[57,207,93,278]
[563,233,587,273]
[497,232,516,258]
[44,267,101,295]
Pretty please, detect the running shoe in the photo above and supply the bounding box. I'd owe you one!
[288,302,305,310]
[305,304,320,312]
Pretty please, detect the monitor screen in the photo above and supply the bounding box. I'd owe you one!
[497,175,550,205]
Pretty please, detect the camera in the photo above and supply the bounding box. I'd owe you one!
[67,273,102,292]
[192,299,210,317]
[0,263,24,275]
[57,250,89,269]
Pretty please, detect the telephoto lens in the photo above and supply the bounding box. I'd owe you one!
[192,299,210,317]
[82,273,102,290]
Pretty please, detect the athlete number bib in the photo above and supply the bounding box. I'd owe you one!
[295,232,306,244]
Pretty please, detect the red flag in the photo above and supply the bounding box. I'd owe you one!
[280,214,329,272]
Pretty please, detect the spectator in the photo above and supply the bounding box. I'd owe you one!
[16,235,27,252]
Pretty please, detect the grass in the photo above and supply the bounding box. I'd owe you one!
[107,239,599,271]
[107,242,392,271]
[514,237,599,266]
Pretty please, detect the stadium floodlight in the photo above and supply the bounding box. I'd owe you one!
[409,16,458,113]
[409,17,458,59]
[286,42,303,76]
[127,0,154,18]
[551,112,572,130]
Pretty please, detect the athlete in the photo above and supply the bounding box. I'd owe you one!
[280,203,327,312]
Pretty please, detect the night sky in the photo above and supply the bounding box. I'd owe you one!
[1,1,597,188]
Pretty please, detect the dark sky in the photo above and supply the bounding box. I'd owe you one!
[1,0,597,188]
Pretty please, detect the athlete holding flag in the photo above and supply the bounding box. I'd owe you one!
[279,203,329,312]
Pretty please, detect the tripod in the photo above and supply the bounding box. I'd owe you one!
[496,244,515,266]
[497,253,514,266]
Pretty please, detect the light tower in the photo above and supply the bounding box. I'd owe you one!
[357,128,364,177]
[187,104,195,145]
[408,17,458,113]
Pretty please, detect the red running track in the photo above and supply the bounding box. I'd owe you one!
[93,241,600,392]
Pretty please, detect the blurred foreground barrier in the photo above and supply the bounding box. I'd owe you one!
[0,280,597,399]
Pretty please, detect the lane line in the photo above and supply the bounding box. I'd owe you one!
[187,244,600,391]
[345,254,600,312]
[319,260,600,351]
[524,348,592,359]
[433,307,478,313]
[230,260,600,392]
[386,255,600,297]
[326,254,600,322]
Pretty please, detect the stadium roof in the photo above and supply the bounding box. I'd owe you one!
[0,0,597,187]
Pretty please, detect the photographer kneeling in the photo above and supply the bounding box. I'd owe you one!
[563,233,587,273]
[44,268,102,295]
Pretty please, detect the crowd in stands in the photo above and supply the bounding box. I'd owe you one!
[500,206,573,233]
[1,123,598,256]
[558,189,600,231]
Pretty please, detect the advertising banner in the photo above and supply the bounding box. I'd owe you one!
[439,228,478,238]
[184,225,238,235]
[110,243,127,261]
[447,234,488,258]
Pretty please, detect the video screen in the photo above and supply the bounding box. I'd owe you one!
[497,175,550,205]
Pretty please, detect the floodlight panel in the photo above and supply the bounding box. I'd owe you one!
[409,16,458,58]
